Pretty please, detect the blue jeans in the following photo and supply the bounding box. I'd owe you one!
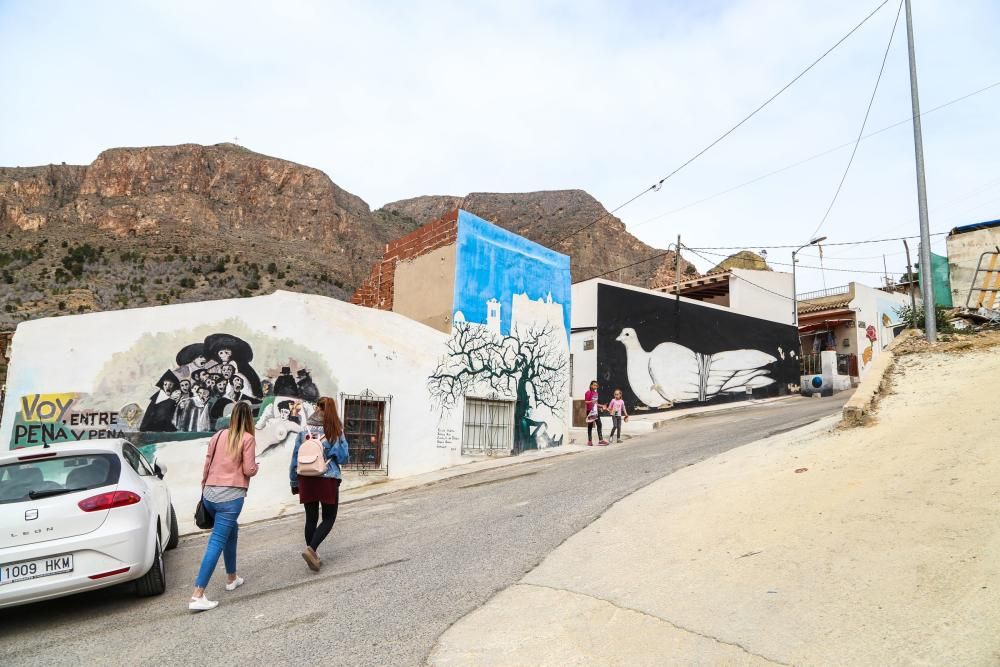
[194,497,244,589]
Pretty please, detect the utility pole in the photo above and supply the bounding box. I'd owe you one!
[674,235,681,342]
[903,238,918,323]
[904,0,937,341]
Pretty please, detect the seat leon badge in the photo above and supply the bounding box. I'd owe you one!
[25,509,39,521]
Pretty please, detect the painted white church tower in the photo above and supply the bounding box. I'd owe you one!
[486,299,501,333]
[511,292,565,332]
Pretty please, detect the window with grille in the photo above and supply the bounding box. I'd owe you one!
[461,397,515,457]
[340,390,390,475]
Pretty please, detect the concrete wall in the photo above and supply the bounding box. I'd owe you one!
[0,291,467,530]
[569,330,597,399]
[947,226,1000,308]
[570,279,599,329]
[729,269,794,325]
[392,244,457,333]
[849,284,910,374]
[801,351,852,396]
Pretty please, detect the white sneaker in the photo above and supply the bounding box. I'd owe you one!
[189,595,219,611]
[225,576,244,591]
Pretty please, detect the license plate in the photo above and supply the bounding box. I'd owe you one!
[0,555,74,586]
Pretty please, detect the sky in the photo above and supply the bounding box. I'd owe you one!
[2,0,999,293]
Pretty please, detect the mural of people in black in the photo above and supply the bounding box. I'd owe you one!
[139,370,180,432]
[205,333,262,398]
[135,333,323,434]
[296,368,319,402]
[274,366,298,397]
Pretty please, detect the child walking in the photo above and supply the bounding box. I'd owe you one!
[585,380,609,446]
[607,389,628,444]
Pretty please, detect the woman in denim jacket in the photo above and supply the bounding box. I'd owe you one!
[289,396,349,571]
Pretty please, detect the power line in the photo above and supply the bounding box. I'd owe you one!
[686,231,947,250]
[631,79,1000,230]
[809,0,904,239]
[575,230,942,284]
[555,0,891,247]
[688,248,909,274]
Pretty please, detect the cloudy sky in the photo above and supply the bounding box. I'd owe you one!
[2,0,998,291]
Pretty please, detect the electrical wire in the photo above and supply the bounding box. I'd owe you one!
[686,231,947,250]
[688,248,909,274]
[630,79,1000,230]
[574,230,946,284]
[555,0,891,247]
[809,0,904,240]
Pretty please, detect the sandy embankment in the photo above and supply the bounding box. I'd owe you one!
[431,346,1000,666]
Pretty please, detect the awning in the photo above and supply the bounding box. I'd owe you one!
[798,317,854,334]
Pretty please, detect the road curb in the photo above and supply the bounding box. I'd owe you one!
[841,329,920,426]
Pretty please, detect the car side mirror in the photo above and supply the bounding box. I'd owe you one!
[154,461,167,479]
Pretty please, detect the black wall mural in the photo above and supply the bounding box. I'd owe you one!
[596,283,800,413]
[139,332,321,434]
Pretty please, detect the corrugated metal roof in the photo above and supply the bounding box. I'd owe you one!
[950,218,1000,236]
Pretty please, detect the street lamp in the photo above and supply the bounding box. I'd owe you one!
[792,236,827,328]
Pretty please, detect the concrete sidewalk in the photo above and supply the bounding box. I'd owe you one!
[430,347,1000,665]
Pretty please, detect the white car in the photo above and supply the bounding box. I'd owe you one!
[0,439,178,608]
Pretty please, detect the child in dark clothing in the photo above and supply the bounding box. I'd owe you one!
[584,380,609,446]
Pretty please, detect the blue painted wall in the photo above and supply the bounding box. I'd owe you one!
[452,210,571,336]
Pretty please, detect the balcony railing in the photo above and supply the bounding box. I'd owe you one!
[796,284,850,302]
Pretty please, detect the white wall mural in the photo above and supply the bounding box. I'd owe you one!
[616,327,777,408]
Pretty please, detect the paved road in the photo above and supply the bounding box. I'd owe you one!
[0,395,848,666]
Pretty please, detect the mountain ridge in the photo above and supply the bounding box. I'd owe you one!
[0,142,695,329]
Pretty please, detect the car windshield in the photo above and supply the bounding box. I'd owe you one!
[0,453,121,505]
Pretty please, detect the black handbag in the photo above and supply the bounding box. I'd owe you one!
[194,498,214,530]
[194,432,220,530]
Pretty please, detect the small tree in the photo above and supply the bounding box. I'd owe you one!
[894,303,954,334]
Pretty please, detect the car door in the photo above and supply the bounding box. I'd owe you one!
[121,443,170,539]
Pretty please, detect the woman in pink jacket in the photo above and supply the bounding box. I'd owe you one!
[189,401,259,611]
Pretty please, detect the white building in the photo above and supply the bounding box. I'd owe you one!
[0,291,475,532]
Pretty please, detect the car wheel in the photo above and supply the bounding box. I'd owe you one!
[135,533,166,597]
[166,505,179,550]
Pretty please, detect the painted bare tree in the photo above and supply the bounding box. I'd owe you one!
[428,321,568,451]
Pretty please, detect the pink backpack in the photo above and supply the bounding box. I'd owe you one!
[296,433,327,476]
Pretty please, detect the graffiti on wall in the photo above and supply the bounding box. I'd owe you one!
[10,393,127,447]
[428,211,572,452]
[9,320,337,449]
[597,283,800,413]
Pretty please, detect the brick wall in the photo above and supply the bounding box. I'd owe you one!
[352,209,459,311]
[0,330,12,416]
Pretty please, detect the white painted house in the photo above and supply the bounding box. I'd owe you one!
[0,291,472,531]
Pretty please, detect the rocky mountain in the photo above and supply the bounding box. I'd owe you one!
[380,191,696,287]
[709,250,772,273]
[0,144,418,328]
[0,143,694,329]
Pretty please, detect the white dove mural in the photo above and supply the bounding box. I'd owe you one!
[616,327,777,408]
